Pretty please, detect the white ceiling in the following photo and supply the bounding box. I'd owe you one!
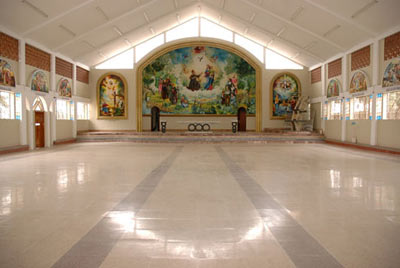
[1,0,399,68]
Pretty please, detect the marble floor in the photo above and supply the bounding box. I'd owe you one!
[0,143,399,268]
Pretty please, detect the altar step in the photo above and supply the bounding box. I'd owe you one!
[77,131,325,144]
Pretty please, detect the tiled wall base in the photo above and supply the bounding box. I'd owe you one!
[0,145,29,155]
[325,139,400,155]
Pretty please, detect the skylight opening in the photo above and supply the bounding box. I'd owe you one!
[166,18,199,42]
[135,34,165,63]
[265,49,303,70]
[200,18,233,42]
[95,48,134,69]
[234,34,264,63]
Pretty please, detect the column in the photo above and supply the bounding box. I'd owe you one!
[19,92,27,145]
[18,40,26,86]
[28,110,34,150]
[321,65,326,132]
[370,40,379,145]
[45,111,51,147]
[51,101,57,144]
[72,64,77,96]
[341,56,347,142]
[370,94,377,145]
[72,100,77,138]
[50,54,56,91]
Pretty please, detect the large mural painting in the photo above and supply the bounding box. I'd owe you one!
[0,59,16,87]
[382,58,400,87]
[97,73,127,119]
[271,73,301,119]
[31,70,48,93]
[327,78,341,98]
[142,46,256,115]
[349,71,368,93]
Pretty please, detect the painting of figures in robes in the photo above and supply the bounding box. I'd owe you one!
[382,58,400,87]
[349,71,368,93]
[270,73,301,119]
[31,70,48,93]
[0,59,16,87]
[327,78,341,97]
[141,45,256,115]
[57,78,72,98]
[97,73,127,119]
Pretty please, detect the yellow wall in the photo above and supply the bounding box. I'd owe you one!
[0,119,20,147]
[77,120,89,131]
[377,120,400,149]
[56,120,73,140]
[311,102,321,131]
[325,120,341,140]
[76,81,90,98]
[345,120,371,145]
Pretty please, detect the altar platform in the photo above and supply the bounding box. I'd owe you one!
[77,130,325,144]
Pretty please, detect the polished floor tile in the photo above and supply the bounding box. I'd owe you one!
[0,143,399,267]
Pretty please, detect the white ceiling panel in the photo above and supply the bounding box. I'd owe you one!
[281,27,317,49]
[58,2,107,36]
[30,0,88,18]
[58,41,95,60]
[325,23,367,50]
[144,0,176,21]
[224,0,255,22]
[253,14,286,36]
[96,0,141,19]
[25,22,72,49]
[84,27,121,48]
[113,12,148,34]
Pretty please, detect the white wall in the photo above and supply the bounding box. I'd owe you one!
[0,119,20,147]
[56,120,73,140]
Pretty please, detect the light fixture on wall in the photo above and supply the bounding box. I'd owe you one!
[276,27,286,37]
[21,0,48,18]
[113,26,123,36]
[351,0,379,19]
[96,6,109,21]
[59,25,76,37]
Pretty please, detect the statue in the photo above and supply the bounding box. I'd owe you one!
[289,96,312,131]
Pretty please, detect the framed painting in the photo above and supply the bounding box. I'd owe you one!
[270,72,301,119]
[57,78,72,98]
[31,70,48,93]
[327,78,341,97]
[349,71,368,93]
[140,45,256,116]
[0,59,16,87]
[97,72,127,119]
[382,58,400,87]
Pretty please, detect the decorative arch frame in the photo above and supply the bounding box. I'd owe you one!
[136,40,262,132]
[32,96,46,112]
[270,72,301,120]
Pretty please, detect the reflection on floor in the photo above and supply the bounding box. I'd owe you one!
[0,143,399,268]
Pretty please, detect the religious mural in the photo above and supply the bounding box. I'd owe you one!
[349,71,368,93]
[327,78,341,97]
[271,73,300,119]
[141,46,256,115]
[0,59,16,87]
[382,58,400,87]
[97,73,127,119]
[31,70,48,93]
[57,78,72,98]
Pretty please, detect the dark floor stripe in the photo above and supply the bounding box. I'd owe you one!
[51,146,183,268]
[215,146,344,268]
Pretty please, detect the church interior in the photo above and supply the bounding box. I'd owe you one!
[0,0,400,267]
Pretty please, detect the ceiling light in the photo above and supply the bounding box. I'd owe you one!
[351,0,378,19]
[249,13,256,23]
[59,25,76,37]
[292,52,300,59]
[22,0,48,18]
[290,7,303,21]
[244,27,249,34]
[149,27,155,34]
[82,40,95,49]
[113,26,123,36]
[303,41,317,50]
[276,27,286,37]
[96,6,109,21]
[98,51,105,58]
[124,39,132,46]
[267,39,274,47]
[323,25,340,37]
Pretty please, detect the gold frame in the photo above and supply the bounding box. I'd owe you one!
[97,72,128,120]
[136,41,262,131]
[270,72,301,120]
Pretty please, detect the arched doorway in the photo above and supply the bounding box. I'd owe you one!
[238,107,246,132]
[151,106,160,131]
[33,98,45,148]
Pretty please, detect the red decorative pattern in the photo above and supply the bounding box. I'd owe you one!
[311,67,321,84]
[328,58,342,79]
[384,31,400,61]
[0,32,19,61]
[351,46,370,71]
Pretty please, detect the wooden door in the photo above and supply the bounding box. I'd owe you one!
[35,111,45,148]
[151,107,160,131]
[238,107,246,132]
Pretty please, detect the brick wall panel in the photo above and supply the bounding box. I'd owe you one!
[0,32,19,61]
[311,67,321,84]
[328,58,342,79]
[76,66,89,84]
[25,44,50,71]
[351,46,370,71]
[56,57,73,78]
[384,31,400,61]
